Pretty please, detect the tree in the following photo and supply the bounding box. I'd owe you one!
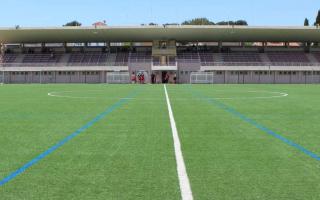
[234,20,248,25]
[216,20,248,26]
[182,18,215,25]
[315,10,320,26]
[304,18,309,26]
[63,21,82,27]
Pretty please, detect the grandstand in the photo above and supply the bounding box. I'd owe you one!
[0,25,320,84]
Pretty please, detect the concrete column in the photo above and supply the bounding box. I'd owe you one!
[285,42,289,48]
[21,43,25,53]
[161,56,166,66]
[63,42,68,53]
[41,43,46,52]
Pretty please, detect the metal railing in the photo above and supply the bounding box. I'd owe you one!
[201,62,320,67]
[0,62,129,67]
[1,61,320,68]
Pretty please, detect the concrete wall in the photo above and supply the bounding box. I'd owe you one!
[3,70,320,84]
[188,71,320,84]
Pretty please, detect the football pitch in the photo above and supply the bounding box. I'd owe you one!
[1,84,320,200]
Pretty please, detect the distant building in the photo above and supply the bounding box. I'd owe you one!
[92,21,107,27]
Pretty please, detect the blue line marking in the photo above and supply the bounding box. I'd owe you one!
[0,90,138,186]
[187,86,320,161]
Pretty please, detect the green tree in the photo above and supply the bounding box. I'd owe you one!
[216,20,248,26]
[304,18,309,26]
[314,10,320,26]
[63,21,82,27]
[182,18,215,25]
[234,20,248,25]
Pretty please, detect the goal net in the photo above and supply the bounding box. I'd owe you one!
[190,72,214,84]
[106,72,130,84]
[0,70,4,85]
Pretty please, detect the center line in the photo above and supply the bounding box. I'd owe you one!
[164,85,193,200]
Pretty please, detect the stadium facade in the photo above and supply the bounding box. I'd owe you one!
[0,25,320,84]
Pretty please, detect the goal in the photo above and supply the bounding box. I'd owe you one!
[106,72,130,84]
[0,70,4,85]
[190,72,214,84]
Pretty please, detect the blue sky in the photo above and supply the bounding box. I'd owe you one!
[0,0,318,27]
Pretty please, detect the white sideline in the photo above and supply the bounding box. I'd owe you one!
[163,84,193,200]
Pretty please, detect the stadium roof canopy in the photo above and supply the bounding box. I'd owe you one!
[0,25,319,43]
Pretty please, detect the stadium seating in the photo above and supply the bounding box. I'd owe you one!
[0,54,17,63]
[1,50,319,67]
[23,54,62,63]
[114,52,129,66]
[199,53,214,66]
[267,52,310,65]
[221,53,262,63]
[313,53,320,62]
[177,53,201,63]
[129,52,152,63]
[68,53,106,66]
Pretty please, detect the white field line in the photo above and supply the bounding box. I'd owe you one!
[164,84,193,200]
[48,90,288,101]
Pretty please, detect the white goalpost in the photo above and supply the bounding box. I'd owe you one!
[190,72,214,84]
[106,72,130,84]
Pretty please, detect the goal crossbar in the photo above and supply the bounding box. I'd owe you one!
[190,72,214,84]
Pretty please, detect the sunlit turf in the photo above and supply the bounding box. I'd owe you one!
[1,84,320,199]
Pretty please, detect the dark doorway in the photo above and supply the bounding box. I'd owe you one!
[162,71,168,83]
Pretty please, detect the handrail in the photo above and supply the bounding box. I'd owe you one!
[1,61,320,67]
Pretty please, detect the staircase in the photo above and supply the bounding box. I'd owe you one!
[259,53,271,65]
[306,54,319,64]
[106,53,116,66]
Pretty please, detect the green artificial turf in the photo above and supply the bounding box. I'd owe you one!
[1,84,320,200]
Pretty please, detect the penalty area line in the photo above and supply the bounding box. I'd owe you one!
[164,85,193,200]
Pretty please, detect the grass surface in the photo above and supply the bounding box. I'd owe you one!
[1,84,320,199]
